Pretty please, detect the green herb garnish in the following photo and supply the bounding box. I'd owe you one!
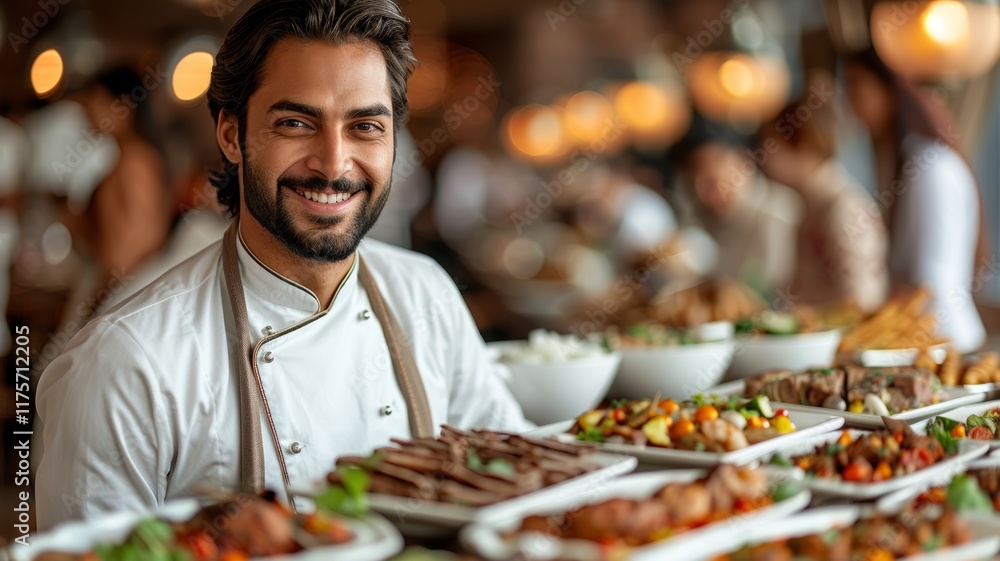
[315,465,371,518]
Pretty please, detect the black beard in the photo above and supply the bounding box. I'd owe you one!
[242,158,390,263]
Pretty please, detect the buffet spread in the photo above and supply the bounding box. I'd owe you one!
[20,286,1000,561]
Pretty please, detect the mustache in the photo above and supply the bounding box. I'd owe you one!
[277,176,372,194]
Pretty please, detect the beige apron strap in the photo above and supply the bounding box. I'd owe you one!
[358,258,435,439]
[221,222,266,493]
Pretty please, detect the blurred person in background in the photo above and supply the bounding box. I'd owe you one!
[759,77,889,312]
[70,68,172,317]
[0,115,27,356]
[671,116,802,295]
[844,50,986,352]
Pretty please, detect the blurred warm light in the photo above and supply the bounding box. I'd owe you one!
[922,1,969,45]
[718,57,757,98]
[613,81,690,147]
[31,49,64,98]
[171,51,214,102]
[503,104,568,162]
[871,0,1000,80]
[685,53,789,124]
[562,91,614,143]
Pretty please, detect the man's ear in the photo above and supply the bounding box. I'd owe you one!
[216,110,242,165]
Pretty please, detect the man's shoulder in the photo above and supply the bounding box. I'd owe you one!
[101,241,223,326]
[358,238,448,283]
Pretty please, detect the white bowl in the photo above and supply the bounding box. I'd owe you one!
[489,342,622,426]
[858,343,948,367]
[727,329,843,380]
[607,340,736,400]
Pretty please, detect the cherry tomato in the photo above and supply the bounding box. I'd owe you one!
[842,460,872,482]
[774,408,789,417]
[733,497,752,512]
[969,426,995,440]
[694,405,719,423]
[659,399,679,414]
[612,408,627,423]
[670,418,696,440]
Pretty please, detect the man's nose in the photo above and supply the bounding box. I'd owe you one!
[304,130,353,180]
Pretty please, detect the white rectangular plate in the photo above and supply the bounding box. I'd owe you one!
[13,499,404,561]
[769,429,990,500]
[523,410,844,467]
[460,467,810,561]
[706,380,987,429]
[687,504,1000,561]
[317,451,638,534]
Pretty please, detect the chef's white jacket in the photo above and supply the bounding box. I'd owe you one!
[36,232,530,529]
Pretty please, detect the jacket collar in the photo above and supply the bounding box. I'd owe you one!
[235,223,358,315]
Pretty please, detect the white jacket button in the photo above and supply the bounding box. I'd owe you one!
[289,441,303,454]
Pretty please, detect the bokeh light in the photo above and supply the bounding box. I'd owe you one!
[921,1,969,47]
[31,49,64,98]
[171,51,214,102]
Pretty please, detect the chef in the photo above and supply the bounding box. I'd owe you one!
[35,0,530,529]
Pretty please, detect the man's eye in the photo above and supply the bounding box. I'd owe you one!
[278,119,308,129]
[354,122,384,133]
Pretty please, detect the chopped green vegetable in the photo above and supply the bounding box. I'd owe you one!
[946,474,993,513]
[577,427,606,443]
[772,481,800,502]
[734,318,755,334]
[760,312,800,335]
[316,465,371,518]
[967,414,997,433]
[746,395,773,418]
[725,396,743,411]
[927,417,961,455]
[610,398,628,409]
[769,454,792,467]
[826,443,843,456]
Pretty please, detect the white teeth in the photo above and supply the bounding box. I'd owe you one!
[298,189,352,204]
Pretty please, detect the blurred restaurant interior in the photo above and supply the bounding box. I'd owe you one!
[3,0,1000,555]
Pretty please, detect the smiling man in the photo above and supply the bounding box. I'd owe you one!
[36,0,529,529]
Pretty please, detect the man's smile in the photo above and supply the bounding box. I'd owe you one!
[287,185,365,212]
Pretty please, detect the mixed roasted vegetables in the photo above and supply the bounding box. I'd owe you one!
[773,428,946,483]
[571,393,795,452]
[926,406,1000,447]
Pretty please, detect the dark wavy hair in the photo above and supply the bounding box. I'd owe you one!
[207,0,417,217]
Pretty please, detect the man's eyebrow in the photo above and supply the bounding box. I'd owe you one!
[268,100,325,119]
[345,104,392,120]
